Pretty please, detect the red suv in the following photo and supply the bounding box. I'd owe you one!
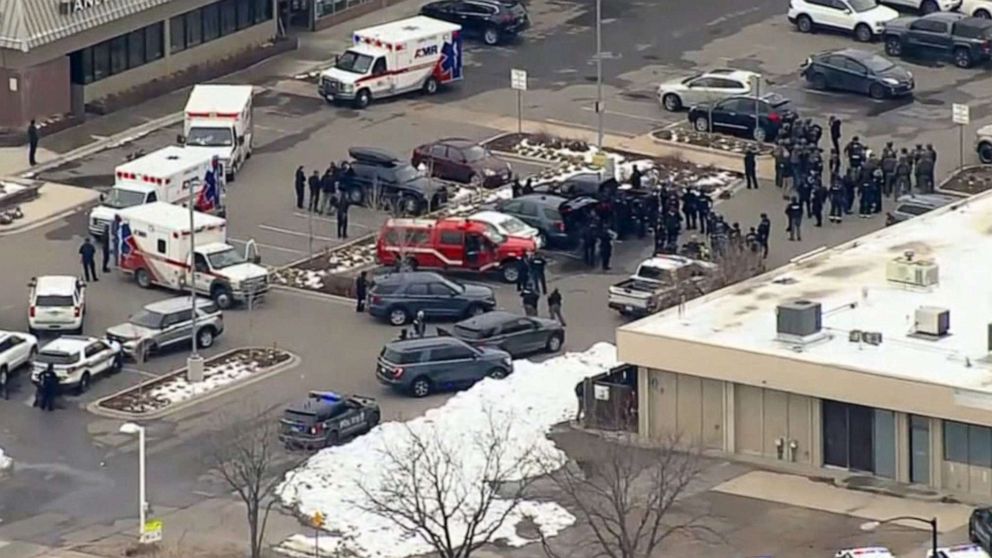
[411,138,512,188]
[375,217,536,282]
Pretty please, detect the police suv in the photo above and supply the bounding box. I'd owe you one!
[279,391,380,450]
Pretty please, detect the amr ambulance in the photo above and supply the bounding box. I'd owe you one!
[117,202,269,309]
[88,146,223,236]
[178,84,254,181]
[318,16,463,109]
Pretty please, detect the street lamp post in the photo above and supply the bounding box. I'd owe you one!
[861,516,938,557]
[595,0,604,149]
[119,422,147,540]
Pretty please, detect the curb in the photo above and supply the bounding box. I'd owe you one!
[646,134,775,179]
[86,348,300,421]
[936,164,987,197]
[270,283,357,304]
[0,195,99,237]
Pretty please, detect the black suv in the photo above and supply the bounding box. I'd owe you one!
[376,336,512,397]
[883,13,992,69]
[278,391,380,449]
[495,194,598,248]
[688,93,797,142]
[367,271,497,326]
[341,148,447,215]
[970,507,992,554]
[420,0,530,45]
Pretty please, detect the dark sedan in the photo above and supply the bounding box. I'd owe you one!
[420,0,529,45]
[411,138,512,188]
[802,49,913,99]
[687,93,797,142]
[444,311,564,357]
[367,271,496,326]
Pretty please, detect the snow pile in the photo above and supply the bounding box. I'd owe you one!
[276,343,620,558]
[145,360,262,404]
[0,448,11,473]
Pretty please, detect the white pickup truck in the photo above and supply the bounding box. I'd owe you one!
[607,256,718,318]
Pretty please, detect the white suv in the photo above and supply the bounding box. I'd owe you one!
[961,0,992,18]
[28,276,85,335]
[31,336,122,394]
[0,331,37,395]
[880,0,962,12]
[789,0,900,42]
[977,124,992,164]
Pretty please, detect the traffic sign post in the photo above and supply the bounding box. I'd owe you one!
[953,103,970,170]
[511,69,527,134]
[312,511,325,557]
[140,519,162,544]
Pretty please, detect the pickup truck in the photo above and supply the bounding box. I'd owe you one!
[608,256,718,318]
[883,12,992,68]
[978,124,992,164]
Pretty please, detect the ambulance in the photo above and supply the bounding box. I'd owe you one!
[178,84,254,181]
[318,16,463,109]
[117,202,269,309]
[88,146,223,236]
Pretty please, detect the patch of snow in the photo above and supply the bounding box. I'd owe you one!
[0,448,11,472]
[0,181,26,195]
[277,343,620,558]
[144,359,262,406]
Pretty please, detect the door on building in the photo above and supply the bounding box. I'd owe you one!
[910,415,931,485]
[277,0,312,30]
[822,400,892,474]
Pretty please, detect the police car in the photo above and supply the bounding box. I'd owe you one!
[278,391,380,450]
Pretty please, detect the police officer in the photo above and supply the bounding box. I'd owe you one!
[696,191,712,235]
[582,226,597,267]
[320,164,336,215]
[294,166,306,209]
[757,213,771,259]
[308,169,321,212]
[516,256,531,292]
[812,182,826,227]
[663,209,682,253]
[336,195,350,238]
[881,142,897,198]
[828,178,844,224]
[547,288,566,326]
[79,237,98,282]
[354,271,368,312]
[744,147,758,189]
[599,229,613,271]
[828,148,841,183]
[521,288,540,317]
[682,189,697,230]
[843,166,858,214]
[785,196,803,241]
[845,136,865,169]
[530,254,547,294]
[871,167,885,214]
[915,153,934,194]
[895,149,912,198]
[925,143,937,186]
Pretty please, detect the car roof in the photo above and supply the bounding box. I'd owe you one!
[144,296,215,314]
[458,310,525,328]
[34,275,77,295]
[700,69,757,81]
[514,193,568,206]
[349,147,400,165]
[895,193,961,207]
[832,48,879,61]
[40,336,96,352]
[375,271,447,285]
[386,335,466,351]
[435,138,479,148]
[923,11,966,23]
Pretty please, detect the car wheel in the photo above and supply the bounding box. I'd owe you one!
[324,430,340,447]
[469,173,483,187]
[388,306,410,326]
[868,83,887,100]
[854,24,873,43]
[536,231,548,248]
[753,126,767,142]
[921,0,938,13]
[402,196,421,215]
[977,9,992,18]
[29,346,37,361]
[969,521,978,543]
[347,187,364,205]
[693,116,710,132]
[411,377,432,398]
[545,333,564,353]
[487,368,508,380]
[885,36,902,56]
[423,76,439,94]
[501,262,521,283]
[483,27,501,45]
[979,142,992,164]
[796,14,813,33]
[465,304,486,318]
[954,47,973,68]
[111,354,123,373]
[196,327,215,349]
[211,285,233,310]
[354,89,372,109]
[662,93,682,112]
[366,411,380,432]
[379,196,395,213]
[77,372,91,395]
[135,268,152,289]
[810,72,827,91]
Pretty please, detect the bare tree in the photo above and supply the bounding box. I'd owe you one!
[536,435,713,558]
[207,409,300,558]
[357,412,547,558]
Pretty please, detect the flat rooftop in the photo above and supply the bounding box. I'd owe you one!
[620,188,992,399]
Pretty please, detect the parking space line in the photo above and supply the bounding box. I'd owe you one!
[543,118,637,138]
[580,106,664,124]
[121,367,157,378]
[229,238,304,255]
[259,224,337,242]
[291,213,372,230]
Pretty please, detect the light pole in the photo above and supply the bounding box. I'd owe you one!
[595,0,604,149]
[119,422,147,540]
[860,516,938,558]
[187,173,204,383]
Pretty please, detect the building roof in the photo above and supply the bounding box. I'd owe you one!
[0,0,172,52]
[619,189,992,399]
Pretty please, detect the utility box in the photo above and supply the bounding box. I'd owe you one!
[776,299,822,338]
[914,306,950,337]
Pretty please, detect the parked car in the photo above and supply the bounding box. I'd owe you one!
[534,172,604,199]
[788,0,899,42]
[929,544,992,558]
[495,194,598,248]
[105,297,224,361]
[468,211,544,247]
[801,49,913,98]
[962,0,992,18]
[687,93,797,142]
[411,138,512,187]
[885,193,961,225]
[445,311,564,356]
[883,12,992,68]
[0,330,37,394]
[420,0,530,45]
[879,0,962,12]
[278,391,380,449]
[657,69,758,112]
[971,507,992,555]
[28,275,85,335]
[978,124,992,163]
[340,147,447,215]
[367,271,497,326]
[376,335,512,397]
[31,335,122,394]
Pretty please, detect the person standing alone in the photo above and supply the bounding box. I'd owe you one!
[27,120,39,166]
[336,195,350,239]
[294,166,306,210]
[547,288,566,326]
[785,197,803,241]
[354,271,368,312]
[308,170,321,212]
[744,146,758,189]
[79,237,98,282]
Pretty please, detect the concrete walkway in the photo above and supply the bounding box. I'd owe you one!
[0,183,100,237]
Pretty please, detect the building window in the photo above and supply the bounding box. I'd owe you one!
[221,0,238,35]
[254,0,272,23]
[236,0,252,29]
[146,23,164,61]
[970,424,992,467]
[185,8,203,48]
[203,3,221,42]
[69,22,166,85]
[170,15,186,54]
[944,420,974,464]
[92,41,110,81]
[110,36,128,75]
[127,29,145,69]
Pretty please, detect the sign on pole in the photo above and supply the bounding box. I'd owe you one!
[510,69,527,134]
[140,519,163,544]
[953,103,970,125]
[312,511,326,529]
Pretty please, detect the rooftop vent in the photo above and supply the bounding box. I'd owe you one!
[913,306,949,338]
[886,251,938,288]
[776,299,822,340]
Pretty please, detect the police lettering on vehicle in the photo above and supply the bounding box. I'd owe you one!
[415,45,438,58]
[341,412,365,428]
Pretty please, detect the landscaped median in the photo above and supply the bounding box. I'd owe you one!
[939,164,992,196]
[88,347,298,420]
[644,123,775,180]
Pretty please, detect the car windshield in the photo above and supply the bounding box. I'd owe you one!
[206,247,246,269]
[187,127,233,147]
[681,73,702,84]
[439,276,466,293]
[36,350,78,365]
[495,215,530,235]
[862,54,895,73]
[393,165,419,183]
[35,295,74,307]
[462,145,489,161]
[847,0,877,12]
[484,228,506,245]
[130,309,165,329]
[336,50,374,74]
[104,188,147,209]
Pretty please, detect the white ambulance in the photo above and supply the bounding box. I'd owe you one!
[318,16,463,109]
[88,146,222,237]
[178,84,254,181]
[117,202,268,309]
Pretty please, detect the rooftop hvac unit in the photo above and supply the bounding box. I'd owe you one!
[914,306,949,337]
[885,251,938,288]
[776,299,822,339]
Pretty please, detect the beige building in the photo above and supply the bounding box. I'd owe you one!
[617,189,992,498]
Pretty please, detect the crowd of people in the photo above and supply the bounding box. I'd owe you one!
[294,163,354,239]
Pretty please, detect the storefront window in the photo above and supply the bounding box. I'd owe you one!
[110,36,128,75]
[203,3,221,42]
[236,0,253,29]
[145,23,164,61]
[170,15,186,53]
[221,0,238,35]
[92,41,110,81]
[127,29,145,69]
[970,424,992,467]
[944,421,970,463]
[254,0,272,23]
[185,9,203,47]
